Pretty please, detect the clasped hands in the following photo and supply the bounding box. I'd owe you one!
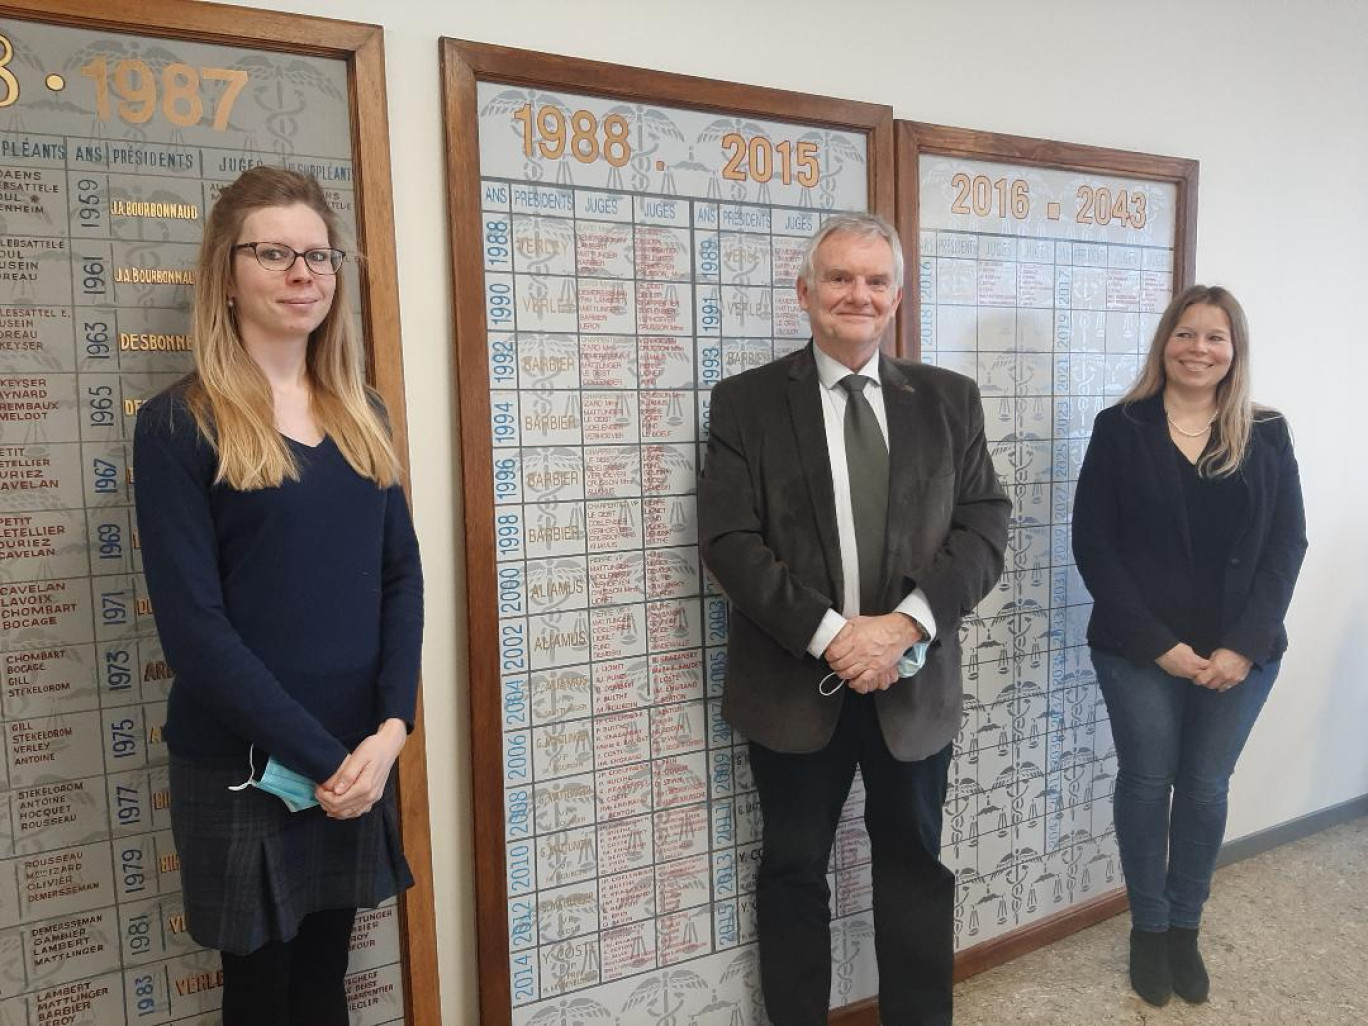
[823,613,926,694]
[1155,643,1252,691]
[315,718,407,819]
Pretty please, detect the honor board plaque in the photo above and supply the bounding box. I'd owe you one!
[445,39,896,1025]
[897,123,1197,970]
[0,3,436,1023]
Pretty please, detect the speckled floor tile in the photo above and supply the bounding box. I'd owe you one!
[952,815,1368,1025]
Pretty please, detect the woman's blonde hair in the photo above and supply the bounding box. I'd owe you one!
[1121,284,1268,478]
[184,165,399,490]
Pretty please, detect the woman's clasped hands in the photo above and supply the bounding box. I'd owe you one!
[1155,643,1252,692]
[315,718,408,819]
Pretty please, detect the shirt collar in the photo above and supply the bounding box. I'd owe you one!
[813,342,882,392]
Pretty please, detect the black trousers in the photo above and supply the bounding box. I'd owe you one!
[219,907,356,1025]
[748,692,954,1026]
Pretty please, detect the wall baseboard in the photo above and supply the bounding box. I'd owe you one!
[828,997,878,1025]
[828,889,1128,1025]
[950,888,1129,983]
[827,795,1367,1023]
[1218,792,1368,867]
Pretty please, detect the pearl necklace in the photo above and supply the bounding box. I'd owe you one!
[1166,412,1215,438]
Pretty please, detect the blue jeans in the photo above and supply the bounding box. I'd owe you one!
[1092,649,1278,932]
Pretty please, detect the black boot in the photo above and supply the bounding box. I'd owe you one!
[1168,926,1210,1003]
[1129,928,1172,1006]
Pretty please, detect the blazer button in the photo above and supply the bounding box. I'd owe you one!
[1229,557,1240,566]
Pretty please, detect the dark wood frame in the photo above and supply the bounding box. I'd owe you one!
[0,3,440,1022]
[895,121,1199,360]
[440,37,894,1025]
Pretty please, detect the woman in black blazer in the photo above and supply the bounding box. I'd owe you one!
[1072,285,1306,1007]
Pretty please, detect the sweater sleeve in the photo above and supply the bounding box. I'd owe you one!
[375,482,423,728]
[133,399,350,783]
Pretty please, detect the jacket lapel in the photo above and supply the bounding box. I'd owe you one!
[788,345,844,601]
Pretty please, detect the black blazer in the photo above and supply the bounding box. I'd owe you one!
[1072,394,1307,667]
[697,344,1009,761]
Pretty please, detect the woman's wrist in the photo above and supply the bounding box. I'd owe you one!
[378,717,408,749]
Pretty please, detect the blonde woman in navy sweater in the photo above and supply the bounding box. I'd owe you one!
[1073,285,1305,1008]
[134,167,422,1025]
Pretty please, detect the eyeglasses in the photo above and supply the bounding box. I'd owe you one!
[233,242,346,275]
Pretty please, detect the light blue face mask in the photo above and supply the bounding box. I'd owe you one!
[819,639,931,696]
[228,745,320,812]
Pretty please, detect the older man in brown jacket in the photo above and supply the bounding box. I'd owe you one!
[698,213,1009,1026]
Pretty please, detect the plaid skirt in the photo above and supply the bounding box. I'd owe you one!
[168,754,413,956]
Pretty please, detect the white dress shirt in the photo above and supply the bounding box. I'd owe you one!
[805,344,938,659]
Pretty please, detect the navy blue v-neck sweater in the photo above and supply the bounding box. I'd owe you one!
[133,386,423,783]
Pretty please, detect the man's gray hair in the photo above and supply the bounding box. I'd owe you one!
[798,212,905,289]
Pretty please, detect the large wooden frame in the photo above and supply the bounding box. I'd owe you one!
[441,38,894,1025]
[895,121,1199,360]
[0,2,440,1022]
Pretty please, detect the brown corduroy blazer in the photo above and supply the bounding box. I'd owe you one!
[698,343,1010,762]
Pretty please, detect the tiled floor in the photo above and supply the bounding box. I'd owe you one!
[954,815,1368,1024]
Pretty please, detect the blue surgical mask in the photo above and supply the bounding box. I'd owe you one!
[228,745,320,812]
[819,639,931,696]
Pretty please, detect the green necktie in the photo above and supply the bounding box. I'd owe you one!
[839,374,889,613]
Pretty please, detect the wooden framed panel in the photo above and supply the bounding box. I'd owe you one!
[897,122,1198,359]
[442,38,893,1025]
[894,121,1198,987]
[0,3,438,1023]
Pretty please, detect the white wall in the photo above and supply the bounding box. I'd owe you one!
[217,1,1368,1020]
